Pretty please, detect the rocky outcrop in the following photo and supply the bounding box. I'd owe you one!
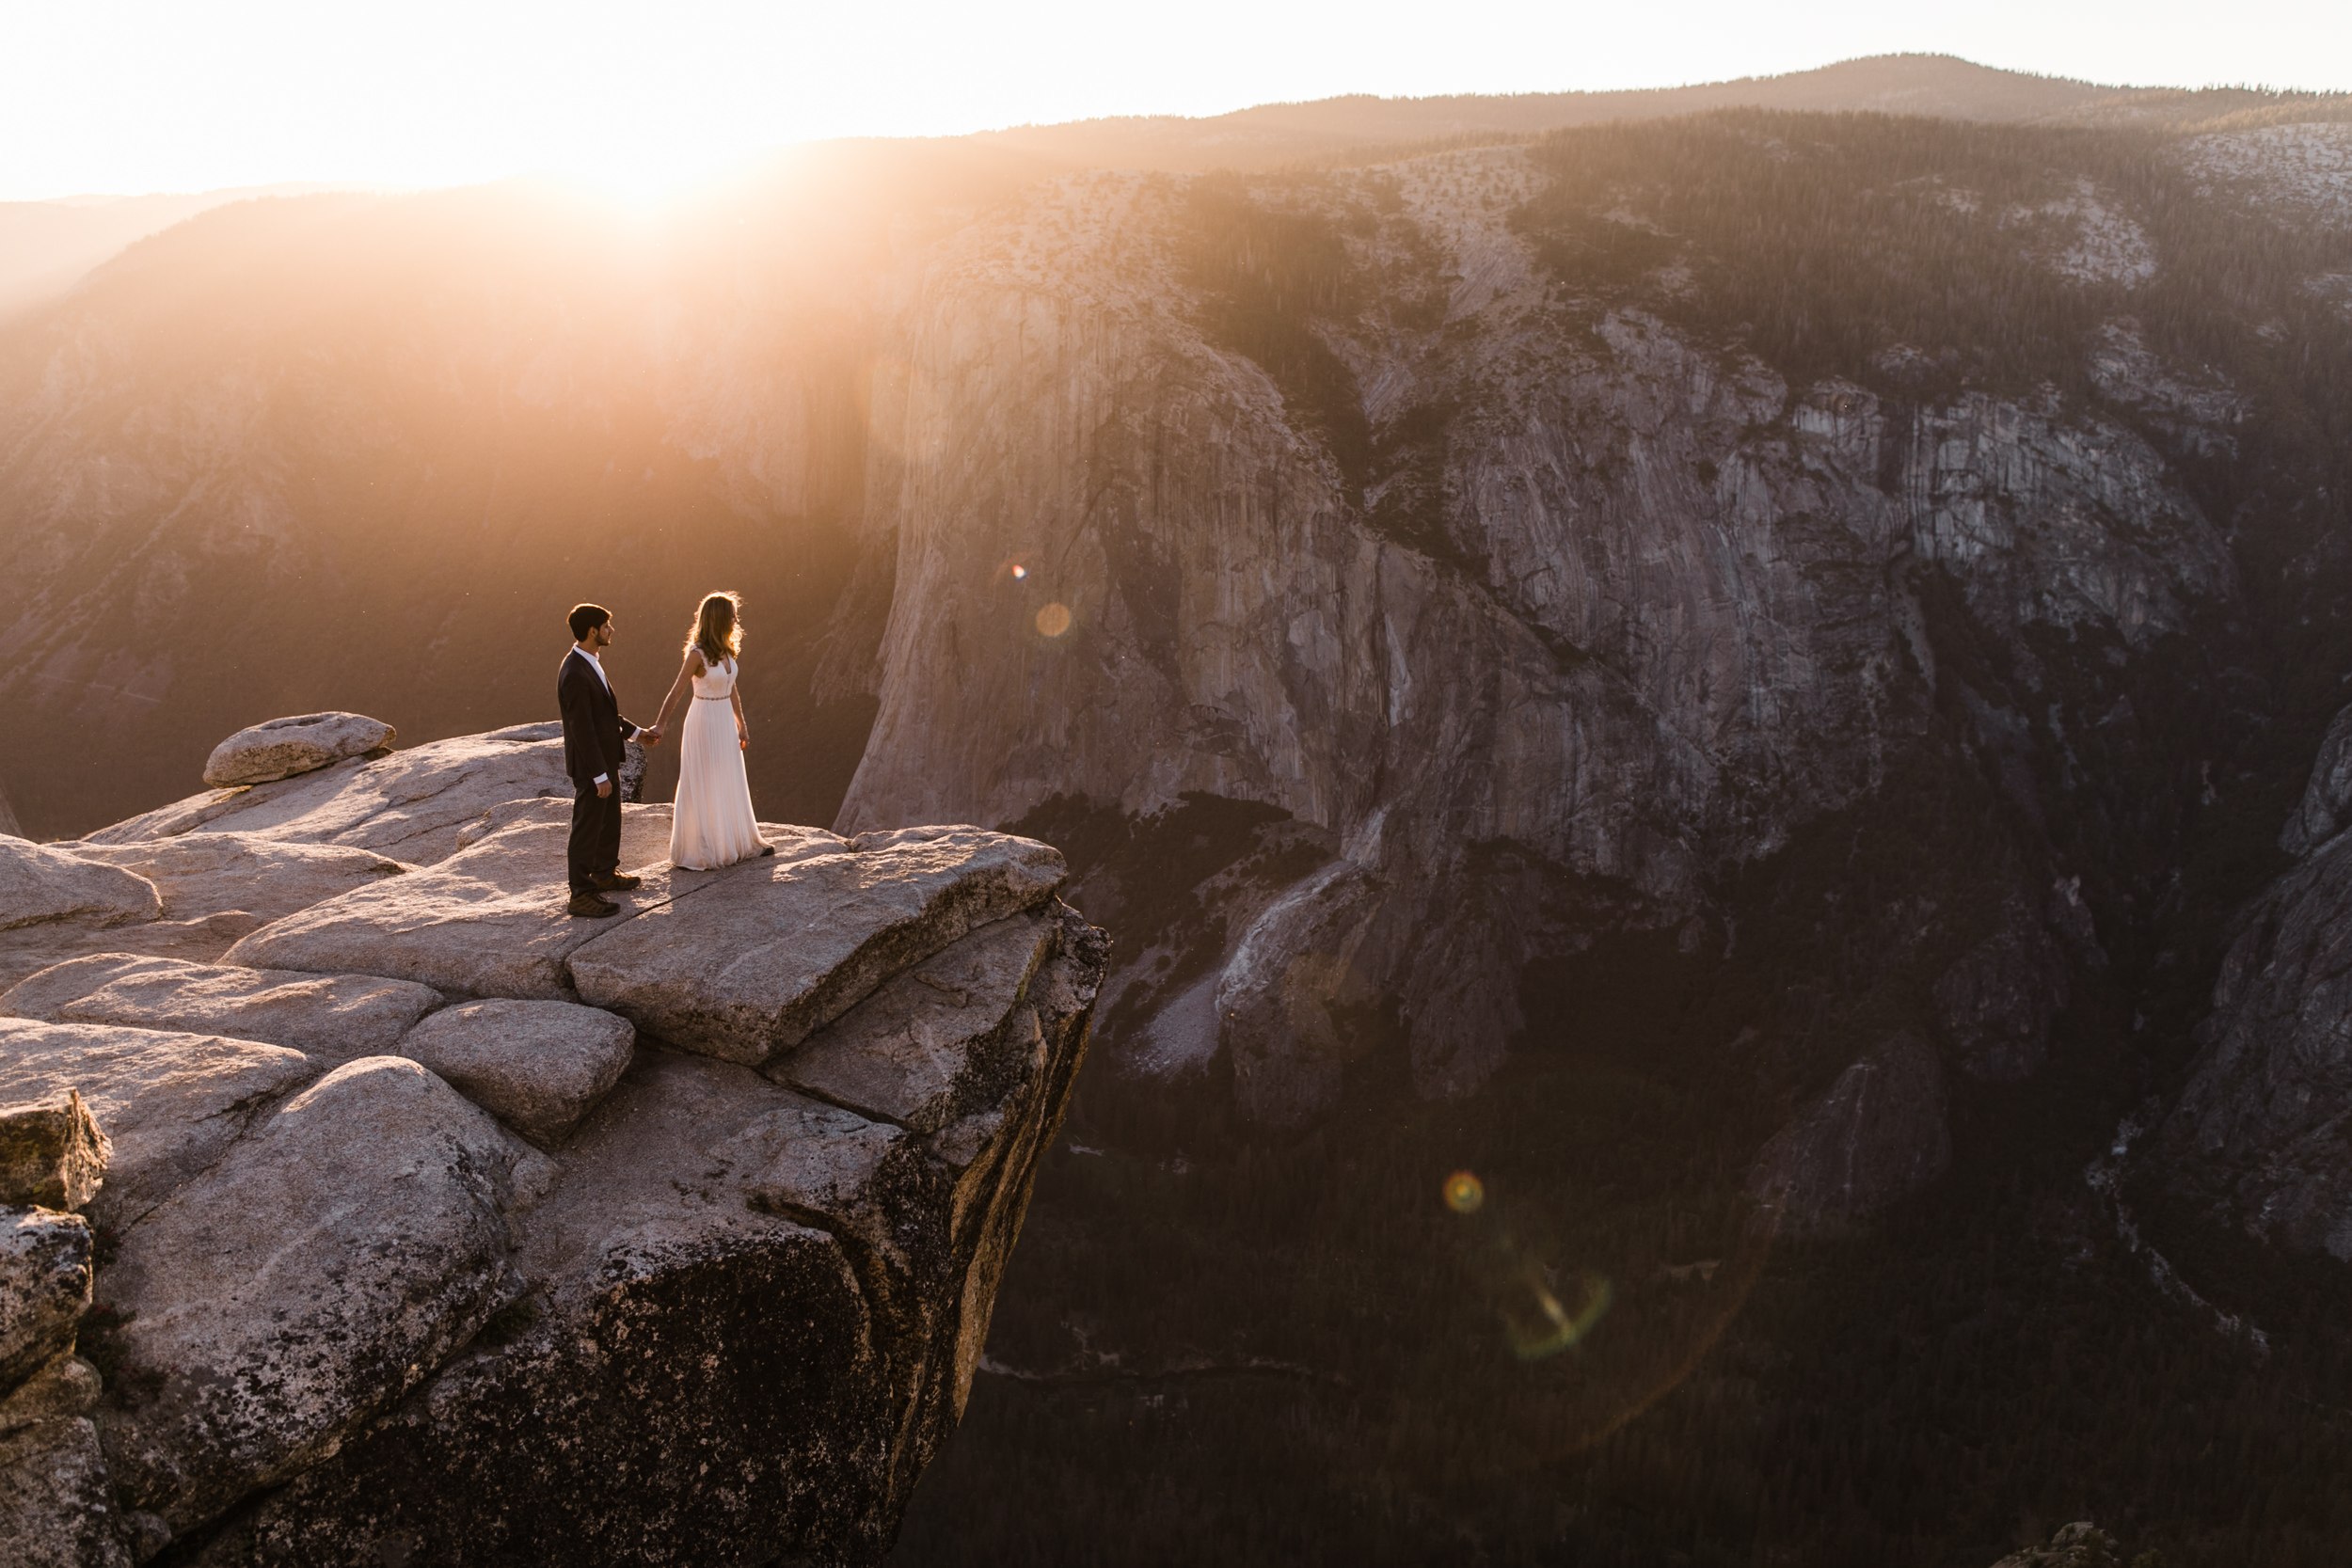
[1,1208,93,1389]
[0,1022,313,1232]
[2150,705,2352,1259]
[1748,1032,1951,1229]
[201,712,394,788]
[1,1353,145,1568]
[2280,702,2352,857]
[1931,909,2071,1082]
[568,825,1070,1065]
[83,725,574,864]
[0,715,1104,1564]
[1987,1521,2123,1568]
[0,1091,109,1211]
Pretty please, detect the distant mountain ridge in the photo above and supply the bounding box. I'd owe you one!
[970,54,2350,171]
[0,182,408,322]
[9,55,2344,324]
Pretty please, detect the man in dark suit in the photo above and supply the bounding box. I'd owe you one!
[559,604,661,918]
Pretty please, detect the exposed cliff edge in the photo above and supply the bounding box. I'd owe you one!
[0,717,1104,1565]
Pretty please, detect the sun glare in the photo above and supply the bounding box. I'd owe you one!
[550,141,754,214]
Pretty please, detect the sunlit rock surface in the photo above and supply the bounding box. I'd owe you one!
[201,711,393,788]
[0,720,1103,1565]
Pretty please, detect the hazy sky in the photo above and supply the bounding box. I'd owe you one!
[2,0,2344,202]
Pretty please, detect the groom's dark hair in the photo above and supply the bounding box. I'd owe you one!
[568,603,612,641]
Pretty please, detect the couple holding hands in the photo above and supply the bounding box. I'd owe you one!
[557,593,774,919]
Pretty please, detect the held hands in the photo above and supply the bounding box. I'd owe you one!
[639,724,664,746]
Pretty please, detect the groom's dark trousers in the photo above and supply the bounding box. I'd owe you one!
[557,648,642,897]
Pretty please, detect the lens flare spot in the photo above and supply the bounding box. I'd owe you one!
[1508,1273,1613,1362]
[1011,564,1027,579]
[1444,1171,1484,1213]
[1035,603,1073,637]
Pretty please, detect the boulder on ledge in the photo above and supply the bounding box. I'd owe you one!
[397,999,635,1147]
[202,712,394,788]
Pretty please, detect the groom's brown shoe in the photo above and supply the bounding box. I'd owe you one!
[567,892,621,918]
[592,871,643,891]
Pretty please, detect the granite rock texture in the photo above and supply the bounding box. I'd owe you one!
[817,153,2224,1124]
[1,1209,93,1391]
[94,1057,530,1533]
[85,727,574,865]
[0,722,1103,1565]
[0,953,443,1061]
[0,841,159,935]
[0,1091,109,1212]
[201,711,394,787]
[569,825,1069,1065]
[0,1020,314,1232]
[396,999,636,1147]
[177,905,1102,1567]
[219,800,691,1000]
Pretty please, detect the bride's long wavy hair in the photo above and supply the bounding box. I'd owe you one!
[686,592,743,667]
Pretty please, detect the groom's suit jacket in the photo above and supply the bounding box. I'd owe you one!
[558,649,643,789]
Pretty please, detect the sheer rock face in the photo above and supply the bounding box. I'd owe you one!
[2153,708,2352,1259]
[0,727,1104,1565]
[826,153,2227,1118]
[1931,910,2071,1083]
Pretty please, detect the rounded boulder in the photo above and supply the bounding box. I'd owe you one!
[203,713,395,788]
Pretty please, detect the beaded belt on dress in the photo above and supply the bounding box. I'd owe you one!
[692,693,731,700]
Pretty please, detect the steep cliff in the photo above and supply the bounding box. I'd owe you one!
[0,721,1104,1565]
[7,95,2352,1562]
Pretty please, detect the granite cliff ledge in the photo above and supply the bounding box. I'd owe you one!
[0,717,1105,1566]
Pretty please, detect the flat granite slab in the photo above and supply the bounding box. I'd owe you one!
[0,955,442,1063]
[568,826,1067,1067]
[221,802,705,1001]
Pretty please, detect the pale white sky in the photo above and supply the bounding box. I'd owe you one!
[0,0,2344,202]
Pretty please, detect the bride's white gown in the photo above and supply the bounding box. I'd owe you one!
[669,655,765,869]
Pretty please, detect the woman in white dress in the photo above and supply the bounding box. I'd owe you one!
[649,592,771,869]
